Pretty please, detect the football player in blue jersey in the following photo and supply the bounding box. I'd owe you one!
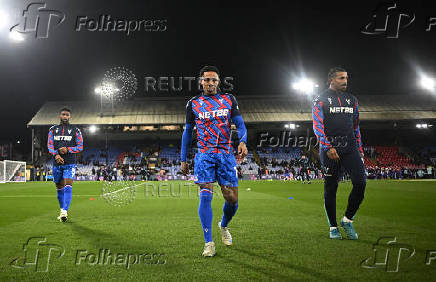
[47,107,83,222]
[181,66,248,257]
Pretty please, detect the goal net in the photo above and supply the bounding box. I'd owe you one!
[2,160,26,183]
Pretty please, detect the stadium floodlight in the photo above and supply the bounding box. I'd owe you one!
[285,123,297,129]
[416,123,429,129]
[419,75,435,91]
[94,87,102,95]
[89,125,98,133]
[8,30,24,42]
[292,78,316,95]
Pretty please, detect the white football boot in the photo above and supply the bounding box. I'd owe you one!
[218,221,233,246]
[202,242,216,257]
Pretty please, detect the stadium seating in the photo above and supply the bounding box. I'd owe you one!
[371,146,423,169]
[40,142,431,181]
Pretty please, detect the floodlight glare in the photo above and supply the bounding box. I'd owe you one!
[9,30,25,42]
[0,10,8,29]
[89,125,98,133]
[94,87,102,95]
[420,76,435,91]
[292,78,315,94]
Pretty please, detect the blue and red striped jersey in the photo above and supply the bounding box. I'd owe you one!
[185,92,241,154]
[48,123,84,165]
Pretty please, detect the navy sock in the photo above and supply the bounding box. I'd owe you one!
[198,188,213,243]
[63,185,72,211]
[221,201,238,228]
[56,188,64,209]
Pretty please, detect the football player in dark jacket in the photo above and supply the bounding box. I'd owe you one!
[47,107,83,222]
[312,67,366,240]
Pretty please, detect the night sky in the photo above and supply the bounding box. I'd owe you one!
[1,0,435,146]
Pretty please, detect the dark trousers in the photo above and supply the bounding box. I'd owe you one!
[300,169,310,181]
[320,148,366,227]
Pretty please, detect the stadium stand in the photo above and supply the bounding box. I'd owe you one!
[26,94,435,181]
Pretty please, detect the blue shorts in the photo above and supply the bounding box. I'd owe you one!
[194,153,238,187]
[53,164,76,184]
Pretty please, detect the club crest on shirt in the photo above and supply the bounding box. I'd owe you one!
[328,97,332,104]
[68,129,72,134]
[346,98,351,105]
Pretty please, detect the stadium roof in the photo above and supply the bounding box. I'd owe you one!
[28,94,436,126]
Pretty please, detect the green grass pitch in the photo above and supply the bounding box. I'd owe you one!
[0,180,435,281]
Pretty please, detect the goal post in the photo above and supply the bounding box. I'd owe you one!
[3,160,26,183]
[0,161,4,183]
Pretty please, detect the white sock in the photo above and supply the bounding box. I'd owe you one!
[343,216,353,223]
[330,227,337,231]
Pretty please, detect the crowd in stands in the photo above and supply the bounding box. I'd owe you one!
[34,141,435,181]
